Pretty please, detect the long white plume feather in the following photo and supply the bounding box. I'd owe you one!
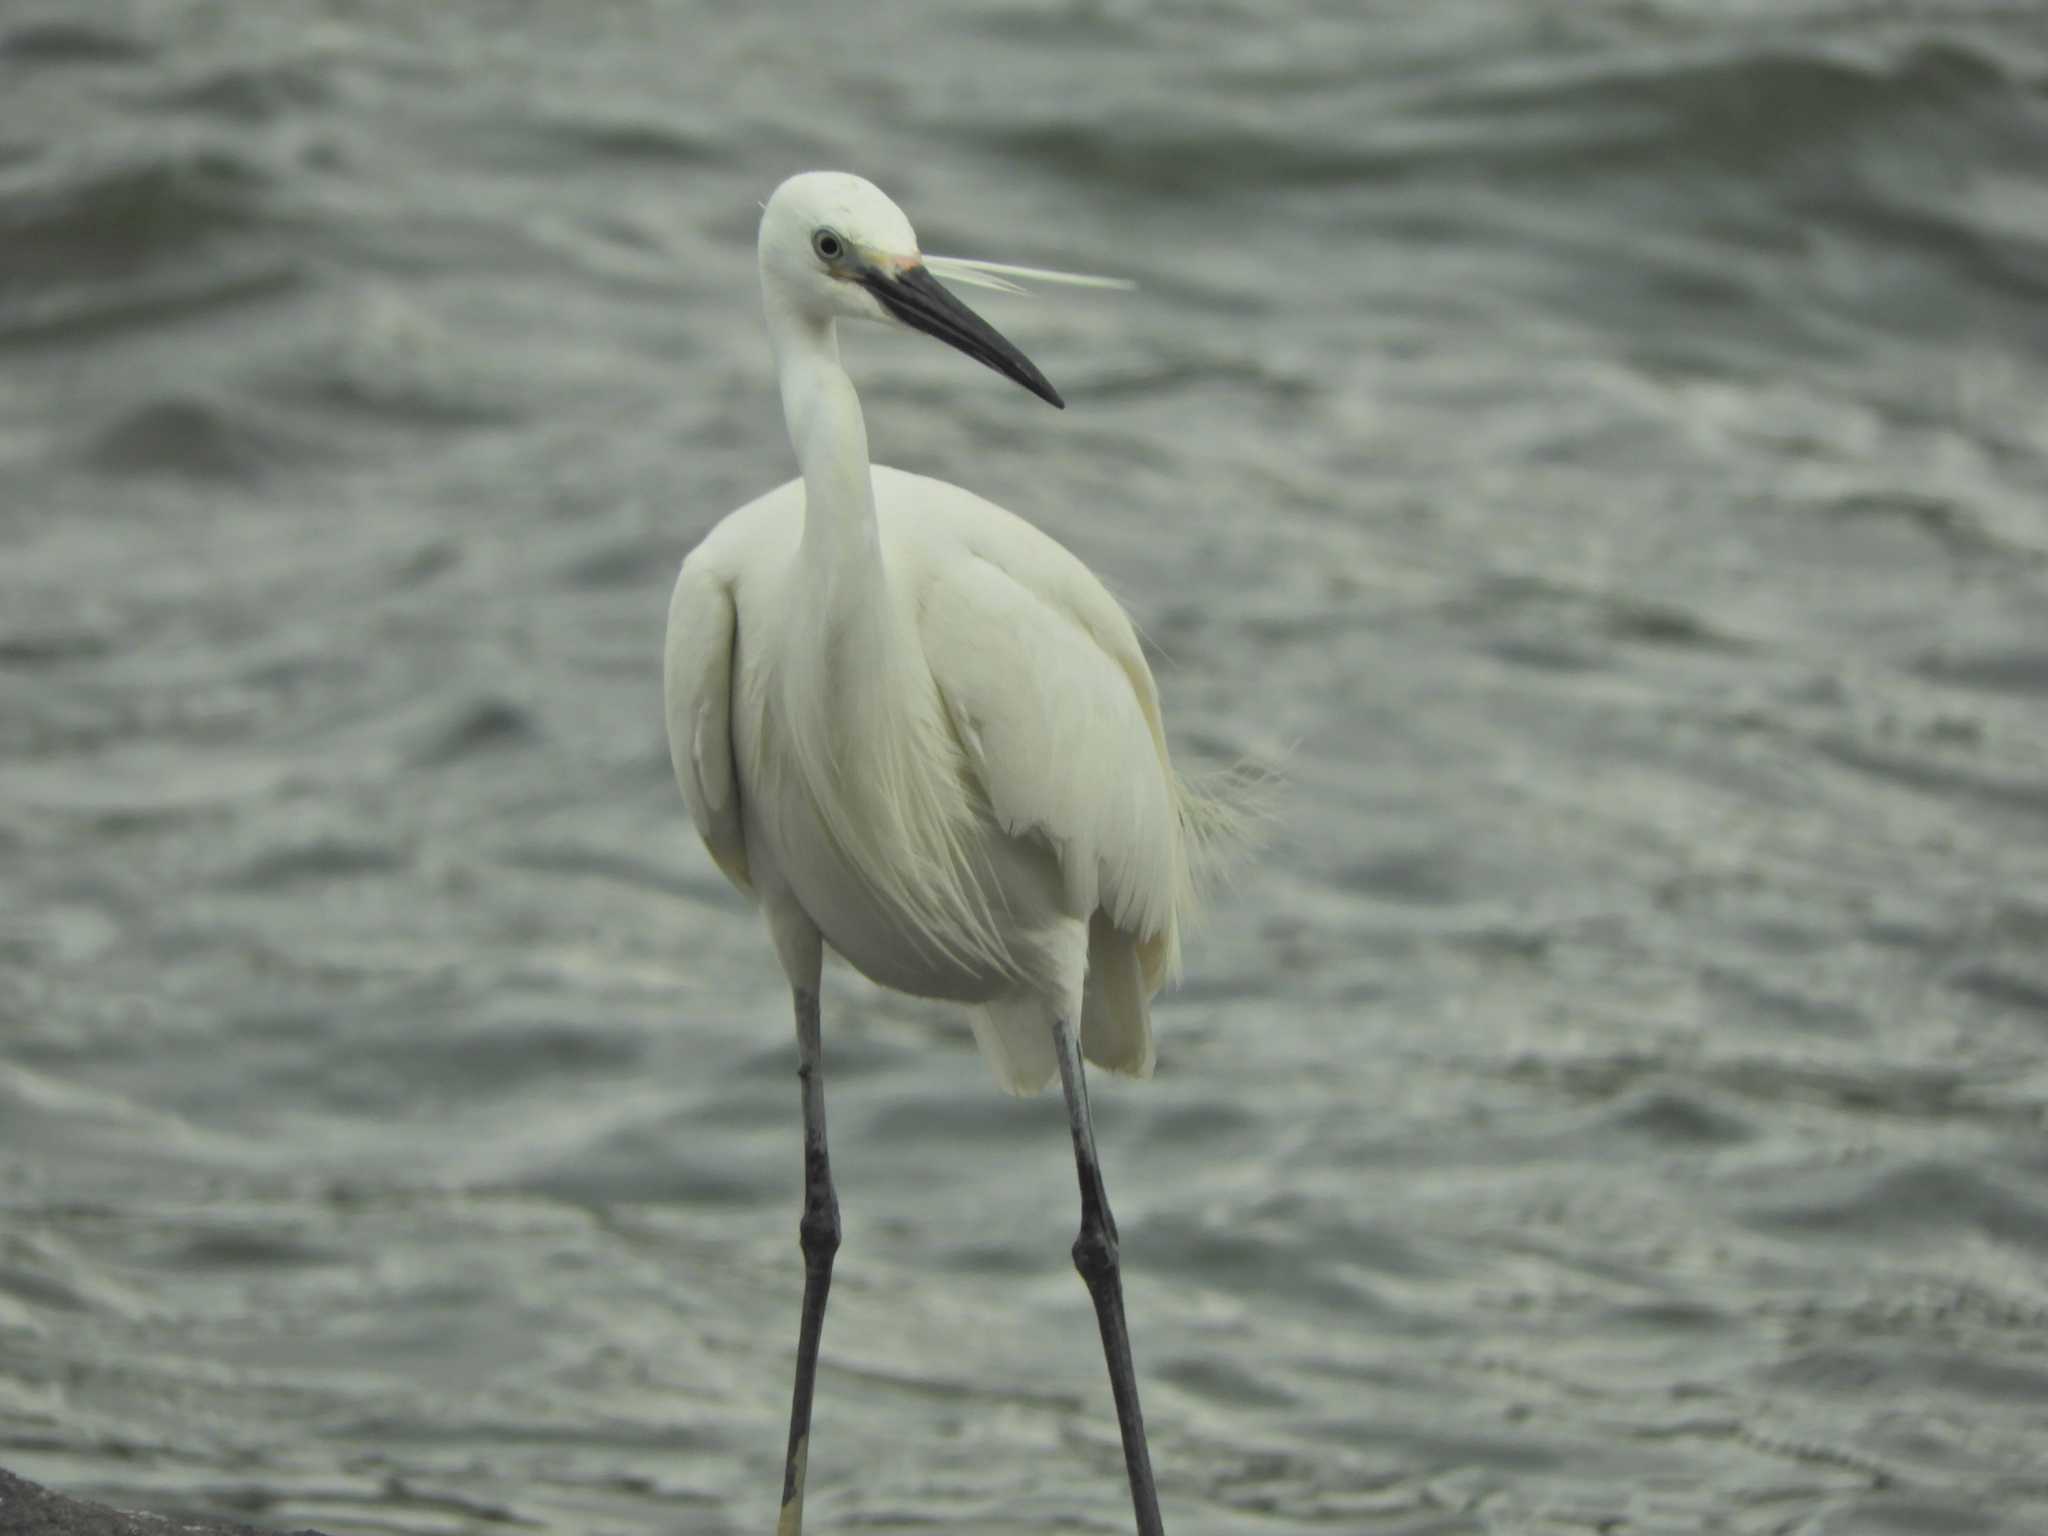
[925,254,1136,295]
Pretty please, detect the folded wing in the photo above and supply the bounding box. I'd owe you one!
[664,556,752,894]
[917,528,1186,988]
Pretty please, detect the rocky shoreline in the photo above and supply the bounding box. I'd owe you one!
[0,1469,325,1536]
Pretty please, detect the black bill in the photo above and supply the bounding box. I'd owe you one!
[863,263,1065,409]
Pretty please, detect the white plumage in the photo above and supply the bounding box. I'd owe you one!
[665,175,1228,1094]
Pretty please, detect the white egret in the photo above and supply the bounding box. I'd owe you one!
[665,172,1234,1536]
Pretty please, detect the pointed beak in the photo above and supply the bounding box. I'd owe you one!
[861,262,1065,409]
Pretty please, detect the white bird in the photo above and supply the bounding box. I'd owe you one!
[665,171,1234,1536]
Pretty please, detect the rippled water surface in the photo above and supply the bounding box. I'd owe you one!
[5,2,2048,1533]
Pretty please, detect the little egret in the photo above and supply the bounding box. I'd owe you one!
[665,172,1234,1536]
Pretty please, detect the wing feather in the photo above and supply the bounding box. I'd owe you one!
[664,554,751,893]
[919,545,1182,957]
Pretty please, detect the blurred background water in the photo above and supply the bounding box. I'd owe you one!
[3,2,2047,1532]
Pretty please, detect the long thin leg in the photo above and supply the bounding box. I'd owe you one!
[778,985,839,1536]
[1052,1016,1165,1536]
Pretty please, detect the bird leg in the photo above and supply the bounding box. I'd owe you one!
[778,985,839,1536]
[1052,1017,1166,1536]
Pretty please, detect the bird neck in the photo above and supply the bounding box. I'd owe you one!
[767,304,921,737]
[769,308,882,579]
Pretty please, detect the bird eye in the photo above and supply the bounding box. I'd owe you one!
[812,229,844,263]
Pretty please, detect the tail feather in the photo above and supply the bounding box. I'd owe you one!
[970,914,1155,1096]
[1080,912,1155,1080]
[967,760,1270,1096]
[970,998,1059,1097]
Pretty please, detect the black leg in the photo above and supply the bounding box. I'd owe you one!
[1052,1017,1165,1536]
[779,985,839,1536]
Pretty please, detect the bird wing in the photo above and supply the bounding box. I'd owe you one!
[663,553,752,894]
[914,515,1182,950]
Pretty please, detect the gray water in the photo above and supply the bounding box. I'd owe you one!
[4,2,2047,1533]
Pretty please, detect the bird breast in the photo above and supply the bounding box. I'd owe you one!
[731,575,1066,1005]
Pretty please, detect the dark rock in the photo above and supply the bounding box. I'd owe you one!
[0,1467,329,1536]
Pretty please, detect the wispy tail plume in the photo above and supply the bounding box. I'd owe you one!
[1176,757,1281,905]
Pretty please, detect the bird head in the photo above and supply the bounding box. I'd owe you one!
[757,171,1083,409]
